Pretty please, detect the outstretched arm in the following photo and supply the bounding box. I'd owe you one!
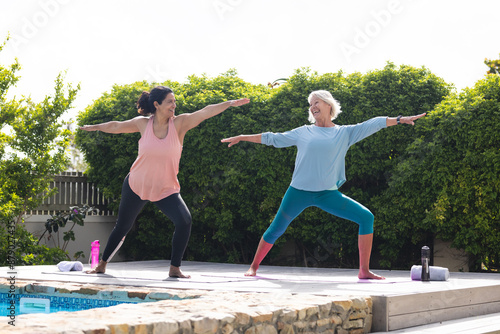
[80,117,146,134]
[221,134,262,147]
[386,113,427,127]
[177,98,250,134]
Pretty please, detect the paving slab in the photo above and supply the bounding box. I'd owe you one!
[3,260,500,333]
[4,260,500,297]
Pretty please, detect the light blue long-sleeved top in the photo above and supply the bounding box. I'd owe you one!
[261,116,387,191]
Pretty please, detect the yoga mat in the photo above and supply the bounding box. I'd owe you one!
[410,265,450,281]
[201,274,408,284]
[41,271,249,284]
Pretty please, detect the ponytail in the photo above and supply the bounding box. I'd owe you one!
[137,91,152,115]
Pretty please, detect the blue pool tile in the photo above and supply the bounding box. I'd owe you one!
[0,292,138,316]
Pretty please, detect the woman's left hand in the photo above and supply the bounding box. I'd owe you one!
[400,112,427,125]
[230,98,250,107]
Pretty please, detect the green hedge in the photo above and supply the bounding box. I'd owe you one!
[374,74,500,271]
[76,66,500,271]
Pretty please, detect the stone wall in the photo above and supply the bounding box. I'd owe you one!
[2,281,372,334]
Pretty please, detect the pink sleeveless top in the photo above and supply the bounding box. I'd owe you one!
[128,116,182,201]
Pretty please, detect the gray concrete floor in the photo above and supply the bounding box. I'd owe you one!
[3,260,500,333]
[4,260,500,297]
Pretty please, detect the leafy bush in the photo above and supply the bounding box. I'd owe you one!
[0,216,67,266]
[76,65,458,270]
[374,74,500,271]
[40,205,97,260]
[1,36,79,266]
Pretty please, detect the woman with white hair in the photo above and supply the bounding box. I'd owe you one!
[222,90,425,279]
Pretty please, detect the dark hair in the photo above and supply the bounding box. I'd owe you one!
[136,86,173,115]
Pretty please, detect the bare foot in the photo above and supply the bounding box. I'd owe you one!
[244,265,258,277]
[85,260,107,274]
[358,270,385,280]
[169,266,191,278]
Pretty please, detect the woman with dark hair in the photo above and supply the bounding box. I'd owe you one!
[81,86,249,278]
[222,90,425,280]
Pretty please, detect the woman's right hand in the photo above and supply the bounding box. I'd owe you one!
[221,135,242,147]
[221,134,262,147]
[80,125,97,131]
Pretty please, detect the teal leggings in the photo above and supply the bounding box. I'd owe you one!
[263,186,374,244]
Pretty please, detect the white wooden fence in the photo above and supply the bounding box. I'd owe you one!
[29,171,114,216]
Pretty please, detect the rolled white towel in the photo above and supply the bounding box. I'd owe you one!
[411,265,450,281]
[57,261,84,272]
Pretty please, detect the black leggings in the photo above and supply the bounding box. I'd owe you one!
[102,175,192,267]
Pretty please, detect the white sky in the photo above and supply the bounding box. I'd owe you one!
[1,0,499,122]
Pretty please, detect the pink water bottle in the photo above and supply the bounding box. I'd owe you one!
[91,240,100,269]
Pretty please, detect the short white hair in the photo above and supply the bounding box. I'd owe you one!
[307,90,342,123]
